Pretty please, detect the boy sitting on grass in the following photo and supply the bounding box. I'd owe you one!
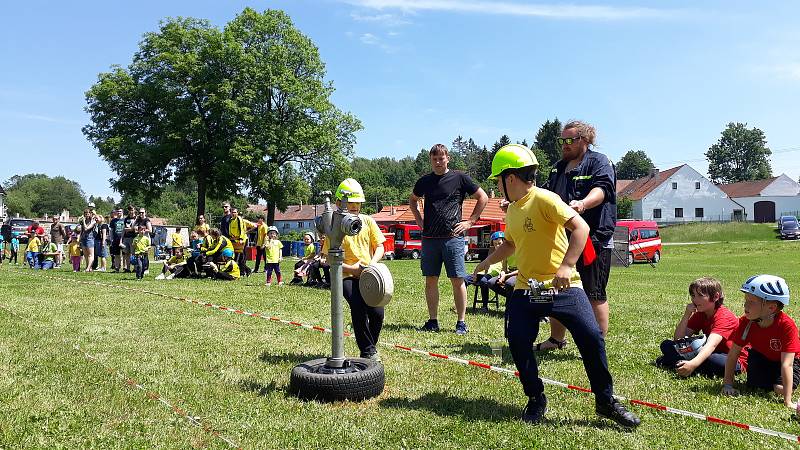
[156,247,188,280]
[722,275,799,411]
[656,277,746,378]
[465,231,507,310]
[206,255,240,281]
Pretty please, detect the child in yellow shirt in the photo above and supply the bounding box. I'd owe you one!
[264,226,284,286]
[68,235,82,272]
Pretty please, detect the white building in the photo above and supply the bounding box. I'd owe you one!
[719,174,800,222]
[619,165,743,223]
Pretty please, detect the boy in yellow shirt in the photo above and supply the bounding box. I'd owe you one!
[26,233,41,268]
[264,226,284,286]
[68,234,82,272]
[253,216,268,273]
[321,178,386,360]
[169,228,183,256]
[132,225,151,280]
[473,144,640,428]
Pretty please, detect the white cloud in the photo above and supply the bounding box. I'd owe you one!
[343,0,679,20]
[765,62,800,81]
[359,33,381,45]
[350,12,412,26]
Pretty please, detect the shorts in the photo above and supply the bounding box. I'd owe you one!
[420,237,467,278]
[98,245,108,258]
[80,233,95,248]
[746,349,800,390]
[55,243,64,254]
[122,237,134,255]
[577,241,611,303]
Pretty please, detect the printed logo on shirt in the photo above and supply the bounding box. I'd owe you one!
[770,338,782,352]
[524,217,535,232]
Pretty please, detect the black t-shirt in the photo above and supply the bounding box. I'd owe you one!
[220,214,232,237]
[413,170,479,238]
[123,215,137,238]
[134,217,152,237]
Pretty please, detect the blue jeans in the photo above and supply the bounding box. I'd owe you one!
[658,339,739,378]
[506,287,614,404]
[134,254,149,279]
[27,251,40,268]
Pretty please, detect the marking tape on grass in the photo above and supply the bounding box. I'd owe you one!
[15,271,800,444]
[0,301,242,449]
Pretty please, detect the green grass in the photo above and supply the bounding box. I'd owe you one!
[660,222,778,243]
[2,240,800,448]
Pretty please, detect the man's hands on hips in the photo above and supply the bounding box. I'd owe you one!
[453,219,473,235]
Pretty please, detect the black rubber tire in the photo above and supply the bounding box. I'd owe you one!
[411,250,420,260]
[627,253,634,266]
[652,250,661,263]
[289,358,385,402]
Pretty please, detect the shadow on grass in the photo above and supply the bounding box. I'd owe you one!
[259,351,327,365]
[382,322,422,333]
[239,379,283,397]
[426,342,582,364]
[380,392,519,422]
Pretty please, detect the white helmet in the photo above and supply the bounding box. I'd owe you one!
[740,274,790,305]
[267,226,279,234]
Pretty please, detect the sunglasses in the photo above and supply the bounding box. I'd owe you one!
[557,137,582,146]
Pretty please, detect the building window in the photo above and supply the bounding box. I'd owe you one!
[675,208,684,218]
[695,208,704,218]
[283,223,289,229]
[653,209,662,219]
[298,221,304,228]
[672,182,678,189]
[695,181,701,189]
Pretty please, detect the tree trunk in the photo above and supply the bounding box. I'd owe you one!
[266,200,275,226]
[196,176,207,218]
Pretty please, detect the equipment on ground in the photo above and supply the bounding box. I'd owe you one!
[673,334,707,361]
[360,262,394,307]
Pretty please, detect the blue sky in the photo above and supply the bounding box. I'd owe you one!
[2,0,799,200]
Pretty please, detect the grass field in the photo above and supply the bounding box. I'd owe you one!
[2,238,800,448]
[659,221,778,243]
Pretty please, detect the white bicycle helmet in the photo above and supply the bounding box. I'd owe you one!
[740,274,790,305]
[267,226,279,234]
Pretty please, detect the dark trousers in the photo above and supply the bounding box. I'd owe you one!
[490,275,516,298]
[343,277,384,357]
[254,247,266,272]
[213,271,236,281]
[310,261,330,285]
[134,254,149,279]
[746,349,800,390]
[466,273,493,305]
[506,287,614,404]
[235,251,251,276]
[658,339,735,378]
[10,249,18,264]
[265,262,281,282]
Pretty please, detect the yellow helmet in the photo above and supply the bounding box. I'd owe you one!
[336,178,366,203]
[489,144,539,180]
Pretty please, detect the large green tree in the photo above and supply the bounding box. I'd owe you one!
[534,118,563,165]
[616,150,655,180]
[706,122,772,183]
[84,8,360,222]
[3,174,86,218]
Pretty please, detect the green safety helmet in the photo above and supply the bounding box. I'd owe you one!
[336,178,366,203]
[489,144,539,180]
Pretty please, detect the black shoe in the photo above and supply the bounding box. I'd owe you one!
[419,319,440,332]
[290,278,303,285]
[596,399,641,428]
[521,395,547,424]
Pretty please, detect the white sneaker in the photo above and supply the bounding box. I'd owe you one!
[165,273,175,280]
[143,270,149,276]
[155,273,166,280]
[277,281,284,286]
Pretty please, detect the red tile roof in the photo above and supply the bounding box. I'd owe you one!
[718,177,777,198]
[618,165,684,200]
[379,197,507,224]
[247,204,326,221]
[372,205,411,224]
[616,180,633,193]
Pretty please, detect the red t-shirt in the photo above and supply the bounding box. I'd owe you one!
[732,312,800,369]
[687,306,749,370]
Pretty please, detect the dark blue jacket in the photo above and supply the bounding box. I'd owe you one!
[545,150,617,242]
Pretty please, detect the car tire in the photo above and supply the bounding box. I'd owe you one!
[627,253,634,266]
[411,250,420,260]
[289,358,385,402]
[652,251,660,263]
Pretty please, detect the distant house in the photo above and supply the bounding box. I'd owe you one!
[247,203,326,236]
[618,165,742,223]
[372,197,508,226]
[719,175,800,223]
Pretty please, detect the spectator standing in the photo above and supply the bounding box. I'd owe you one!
[133,208,152,275]
[49,216,68,268]
[219,202,232,238]
[194,215,210,235]
[79,208,97,272]
[122,206,137,273]
[228,207,255,277]
[109,208,125,272]
[253,216,268,273]
[410,143,488,335]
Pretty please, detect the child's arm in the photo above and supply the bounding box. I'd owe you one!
[780,352,796,409]
[721,344,743,395]
[676,333,724,377]
[673,303,697,340]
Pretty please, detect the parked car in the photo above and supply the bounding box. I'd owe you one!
[779,216,800,240]
[615,220,662,264]
[390,224,422,259]
[778,215,798,231]
[2,218,35,244]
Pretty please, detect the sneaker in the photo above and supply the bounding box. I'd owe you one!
[521,395,547,424]
[165,273,175,280]
[455,320,469,335]
[123,269,132,273]
[277,281,284,286]
[363,352,382,362]
[419,319,440,332]
[155,273,166,280]
[143,270,149,276]
[290,278,303,285]
[596,399,641,428]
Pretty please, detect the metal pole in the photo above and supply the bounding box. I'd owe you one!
[328,248,346,368]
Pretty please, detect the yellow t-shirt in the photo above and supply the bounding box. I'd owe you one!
[27,236,41,252]
[68,242,81,257]
[256,224,268,247]
[167,254,187,265]
[220,260,240,279]
[132,235,151,255]
[170,233,183,248]
[265,239,283,263]
[193,223,210,235]
[304,243,316,258]
[322,215,386,267]
[505,187,581,288]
